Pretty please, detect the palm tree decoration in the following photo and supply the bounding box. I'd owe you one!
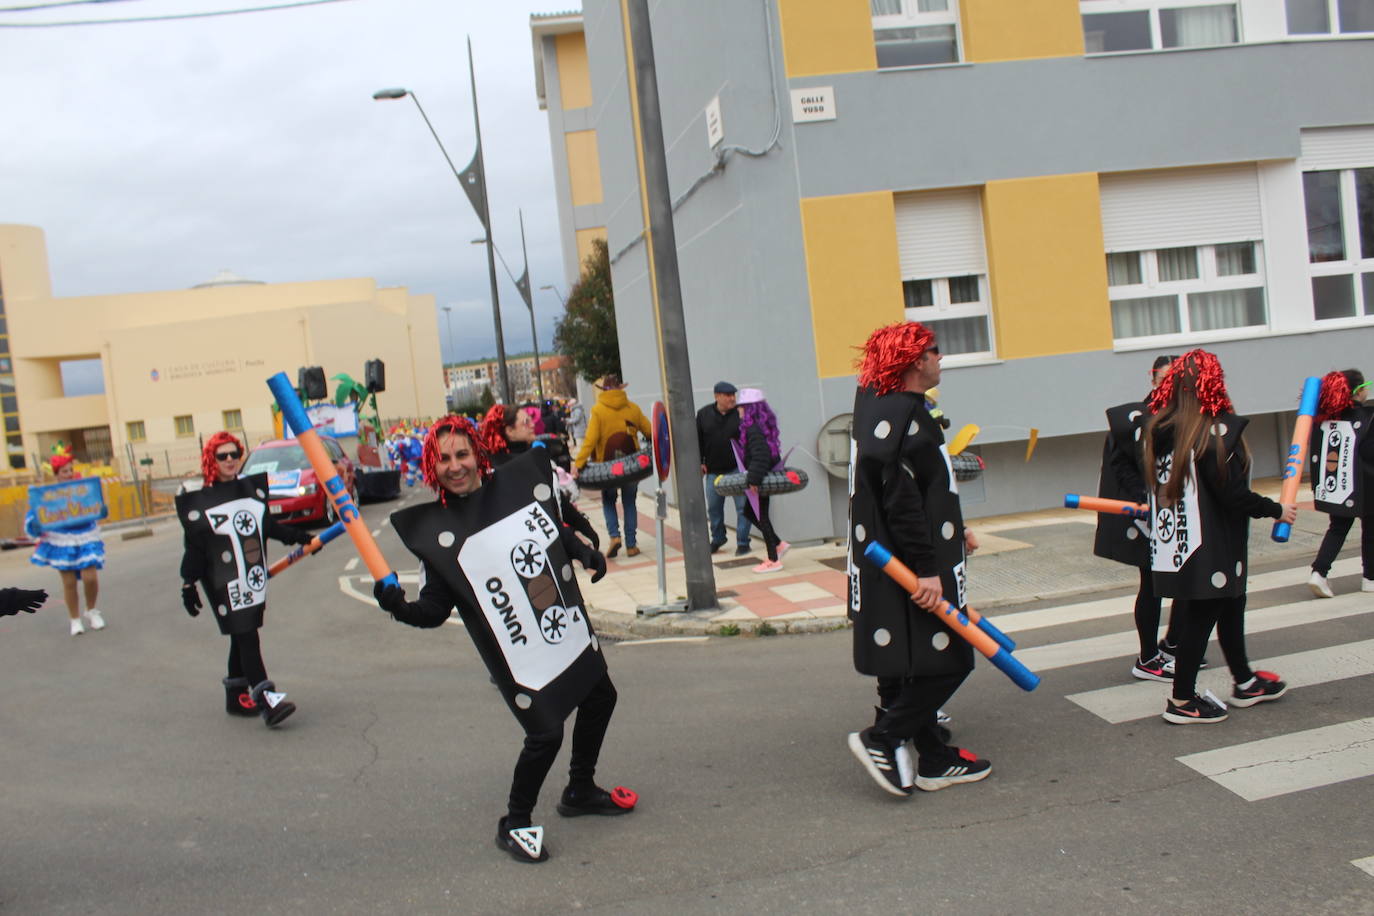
[332,373,383,449]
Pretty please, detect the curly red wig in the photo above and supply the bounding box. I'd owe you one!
[1316,370,1353,423]
[855,321,935,396]
[1146,349,1234,417]
[421,415,491,494]
[476,404,511,456]
[201,431,244,486]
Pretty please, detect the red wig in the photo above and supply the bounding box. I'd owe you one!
[201,431,244,486]
[1146,349,1234,418]
[421,415,491,494]
[855,321,935,396]
[477,404,511,456]
[1316,370,1353,423]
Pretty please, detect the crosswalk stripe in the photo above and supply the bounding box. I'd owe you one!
[1175,716,1374,801]
[1066,639,1374,723]
[1352,856,1374,879]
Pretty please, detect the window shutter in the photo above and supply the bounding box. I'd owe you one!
[894,187,986,279]
[1099,164,1262,252]
[1300,126,1374,171]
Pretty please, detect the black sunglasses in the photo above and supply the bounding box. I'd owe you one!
[215,449,243,461]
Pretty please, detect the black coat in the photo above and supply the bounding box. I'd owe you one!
[1093,401,1151,568]
[847,387,974,679]
[741,423,778,487]
[1309,405,1374,517]
[696,404,742,474]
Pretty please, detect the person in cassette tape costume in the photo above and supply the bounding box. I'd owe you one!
[1306,369,1374,598]
[177,432,315,727]
[845,321,990,798]
[1142,350,1297,725]
[372,416,635,864]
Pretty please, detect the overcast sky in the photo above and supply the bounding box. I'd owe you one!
[1,0,585,392]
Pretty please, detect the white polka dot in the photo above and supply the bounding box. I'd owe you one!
[873,421,891,440]
[1211,571,1227,588]
[1134,429,1141,441]
[514,693,532,710]
[437,531,455,548]
[1128,410,1142,423]
[1126,528,1139,540]
[1212,422,1228,437]
[1346,499,1355,508]
[216,605,227,616]
[188,510,201,521]
[1355,421,1363,430]
[854,524,867,543]
[561,564,573,582]
[873,628,891,647]
[941,521,955,540]
[255,489,265,499]
[907,420,919,436]
[1311,454,1320,462]
[931,631,951,651]
[591,635,599,652]
[1235,561,1243,576]
[221,551,232,563]
[533,483,552,502]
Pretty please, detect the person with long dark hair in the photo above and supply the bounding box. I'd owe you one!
[734,388,789,574]
[1142,350,1296,724]
[1306,369,1374,598]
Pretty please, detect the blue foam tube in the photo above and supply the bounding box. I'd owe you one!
[975,616,1017,653]
[989,648,1041,692]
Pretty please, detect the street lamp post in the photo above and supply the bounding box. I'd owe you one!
[441,304,454,387]
[539,283,566,306]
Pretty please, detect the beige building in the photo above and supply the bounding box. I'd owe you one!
[0,224,445,477]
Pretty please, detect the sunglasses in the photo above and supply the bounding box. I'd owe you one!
[215,449,243,461]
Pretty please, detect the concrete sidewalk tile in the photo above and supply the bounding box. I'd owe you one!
[768,581,832,602]
[710,606,760,622]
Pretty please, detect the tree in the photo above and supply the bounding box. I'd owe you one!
[553,237,621,383]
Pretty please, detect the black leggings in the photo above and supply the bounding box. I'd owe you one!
[1134,567,1180,660]
[507,673,618,823]
[226,630,268,687]
[873,670,968,762]
[744,495,782,561]
[1170,596,1253,701]
[1311,513,1374,578]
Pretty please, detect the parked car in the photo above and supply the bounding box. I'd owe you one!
[241,438,358,526]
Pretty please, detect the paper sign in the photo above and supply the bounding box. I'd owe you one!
[28,478,107,532]
[791,86,836,123]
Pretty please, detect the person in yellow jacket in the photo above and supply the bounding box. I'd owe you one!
[574,374,652,558]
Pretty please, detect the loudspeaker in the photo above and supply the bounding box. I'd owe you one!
[298,366,327,401]
[364,359,386,394]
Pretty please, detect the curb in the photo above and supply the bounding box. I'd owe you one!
[588,607,851,639]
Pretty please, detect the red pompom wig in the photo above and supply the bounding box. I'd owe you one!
[421,415,491,495]
[855,321,936,396]
[201,431,244,486]
[1146,349,1234,417]
[476,404,511,456]
[49,453,74,473]
[1316,370,1354,423]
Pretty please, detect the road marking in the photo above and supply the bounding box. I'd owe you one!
[1067,639,1374,723]
[380,517,390,527]
[1352,856,1374,878]
[345,557,359,572]
[616,636,711,647]
[1175,716,1374,801]
[371,528,381,537]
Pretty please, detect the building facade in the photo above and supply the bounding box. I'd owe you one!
[532,1,1374,543]
[0,224,446,477]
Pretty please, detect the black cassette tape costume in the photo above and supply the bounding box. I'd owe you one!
[846,322,990,797]
[1307,370,1374,595]
[177,432,313,727]
[372,417,634,864]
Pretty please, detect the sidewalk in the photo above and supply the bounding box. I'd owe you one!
[578,478,1334,638]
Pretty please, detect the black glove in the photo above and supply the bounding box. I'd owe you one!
[578,546,607,584]
[373,581,410,616]
[181,583,202,617]
[291,528,317,547]
[566,505,600,551]
[0,587,46,616]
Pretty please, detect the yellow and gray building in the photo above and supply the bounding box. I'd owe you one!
[535,1,1373,540]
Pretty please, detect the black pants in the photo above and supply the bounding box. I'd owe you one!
[507,672,618,823]
[872,670,967,762]
[1134,566,1180,660]
[1311,513,1374,577]
[226,630,268,687]
[1171,596,1252,701]
[744,495,781,561]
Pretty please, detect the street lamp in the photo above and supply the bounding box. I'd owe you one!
[539,284,566,306]
[372,82,513,404]
[441,303,454,367]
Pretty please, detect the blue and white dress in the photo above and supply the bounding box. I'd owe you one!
[25,512,105,572]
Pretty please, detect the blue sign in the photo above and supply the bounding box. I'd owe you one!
[28,478,107,532]
[267,469,303,495]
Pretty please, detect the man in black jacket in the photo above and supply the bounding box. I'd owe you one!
[696,381,752,555]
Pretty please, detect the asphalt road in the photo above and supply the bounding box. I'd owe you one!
[2,492,1372,915]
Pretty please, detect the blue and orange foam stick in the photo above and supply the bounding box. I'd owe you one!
[1064,494,1149,520]
[267,520,346,579]
[267,373,398,589]
[1273,376,1320,543]
[862,541,1038,691]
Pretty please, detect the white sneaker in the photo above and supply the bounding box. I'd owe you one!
[1308,571,1334,599]
[84,609,106,630]
[1363,578,1374,593]
[69,618,86,636]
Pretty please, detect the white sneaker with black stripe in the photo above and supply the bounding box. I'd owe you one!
[847,728,913,797]
[915,747,991,792]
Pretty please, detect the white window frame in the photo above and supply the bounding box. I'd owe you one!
[1303,167,1374,325]
[1108,241,1269,346]
[902,274,996,363]
[1283,0,1374,36]
[1081,0,1242,53]
[871,0,963,69]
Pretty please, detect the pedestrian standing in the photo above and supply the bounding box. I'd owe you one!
[1142,350,1297,724]
[733,388,789,573]
[573,374,651,559]
[696,381,752,557]
[1306,369,1374,598]
[26,453,106,636]
[566,398,586,448]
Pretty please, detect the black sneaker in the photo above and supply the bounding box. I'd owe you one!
[847,728,912,797]
[915,747,991,792]
[709,540,726,555]
[1162,691,1228,725]
[250,680,296,728]
[1131,653,1173,683]
[496,816,548,864]
[1231,670,1288,708]
[734,545,751,557]
[556,784,638,817]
